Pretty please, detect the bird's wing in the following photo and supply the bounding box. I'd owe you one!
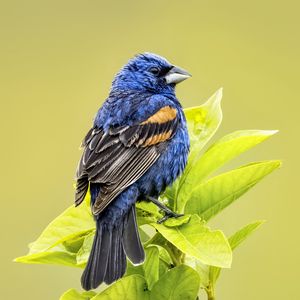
[75,105,179,215]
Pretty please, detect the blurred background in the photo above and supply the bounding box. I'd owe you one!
[1,0,299,299]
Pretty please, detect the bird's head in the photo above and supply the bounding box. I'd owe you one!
[111,52,191,94]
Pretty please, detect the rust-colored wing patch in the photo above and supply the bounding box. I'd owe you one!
[139,106,178,147]
[141,106,177,124]
[143,130,173,146]
[116,106,179,148]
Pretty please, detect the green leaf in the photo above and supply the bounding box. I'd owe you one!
[209,220,265,284]
[126,246,161,287]
[136,201,162,225]
[159,259,170,278]
[62,233,88,253]
[125,260,144,277]
[76,232,95,266]
[174,89,223,212]
[195,261,210,288]
[144,232,167,249]
[185,160,281,220]
[136,201,160,216]
[92,275,150,300]
[125,246,160,288]
[158,247,172,266]
[15,194,95,266]
[184,88,223,159]
[60,289,96,300]
[150,265,200,300]
[158,247,172,277]
[28,194,94,255]
[163,185,177,209]
[14,247,79,267]
[143,247,160,289]
[164,215,191,227]
[228,220,265,250]
[139,227,151,243]
[151,215,232,268]
[183,129,278,191]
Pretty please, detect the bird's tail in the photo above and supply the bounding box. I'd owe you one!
[81,204,144,291]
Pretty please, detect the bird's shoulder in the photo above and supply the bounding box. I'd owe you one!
[94,91,181,129]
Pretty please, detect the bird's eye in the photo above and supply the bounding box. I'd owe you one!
[149,67,160,76]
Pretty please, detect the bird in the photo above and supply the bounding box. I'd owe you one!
[75,52,191,290]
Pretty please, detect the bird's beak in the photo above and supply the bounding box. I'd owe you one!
[164,65,191,84]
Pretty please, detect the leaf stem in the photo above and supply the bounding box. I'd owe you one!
[164,241,185,267]
[145,233,184,267]
[206,284,216,300]
[164,244,181,266]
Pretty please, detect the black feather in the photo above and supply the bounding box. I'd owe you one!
[81,127,95,147]
[138,123,151,145]
[92,147,158,215]
[81,227,100,290]
[86,143,125,175]
[89,132,102,150]
[81,221,127,290]
[75,177,89,206]
[109,125,129,135]
[123,205,145,264]
[147,123,157,137]
[104,225,126,284]
[119,125,142,146]
[95,135,120,154]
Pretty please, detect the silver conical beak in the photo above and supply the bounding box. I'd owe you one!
[164,66,191,84]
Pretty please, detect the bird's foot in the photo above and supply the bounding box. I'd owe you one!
[157,212,184,224]
[146,196,183,224]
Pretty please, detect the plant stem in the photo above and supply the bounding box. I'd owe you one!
[144,233,184,267]
[164,243,181,266]
[207,292,215,300]
[206,285,216,300]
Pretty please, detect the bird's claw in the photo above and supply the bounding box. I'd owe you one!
[157,212,184,224]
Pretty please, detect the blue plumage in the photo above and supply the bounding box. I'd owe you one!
[76,53,190,290]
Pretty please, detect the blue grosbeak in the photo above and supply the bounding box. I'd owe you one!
[75,53,191,290]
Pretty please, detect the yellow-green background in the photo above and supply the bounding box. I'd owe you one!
[1,0,298,299]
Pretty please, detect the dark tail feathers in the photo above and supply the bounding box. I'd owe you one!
[81,204,145,290]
